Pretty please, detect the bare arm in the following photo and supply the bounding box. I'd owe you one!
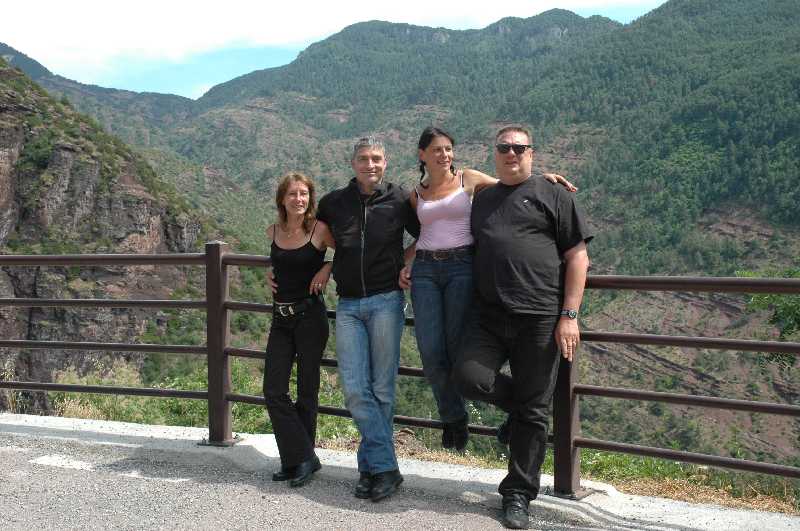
[266,224,278,294]
[309,221,335,295]
[461,168,497,197]
[399,241,417,290]
[311,221,336,252]
[554,241,589,362]
[309,262,333,295]
[543,173,577,192]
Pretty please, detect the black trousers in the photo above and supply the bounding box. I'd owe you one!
[455,304,560,501]
[263,298,329,468]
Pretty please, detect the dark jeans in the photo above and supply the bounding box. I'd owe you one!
[263,297,329,468]
[410,252,473,424]
[455,304,560,500]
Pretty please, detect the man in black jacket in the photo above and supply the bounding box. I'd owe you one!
[315,136,419,502]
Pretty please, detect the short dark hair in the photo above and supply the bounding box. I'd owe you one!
[351,136,385,161]
[495,125,532,144]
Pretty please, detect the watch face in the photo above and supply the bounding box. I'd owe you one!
[563,309,578,319]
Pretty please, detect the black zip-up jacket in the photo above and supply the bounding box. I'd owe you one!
[317,179,420,298]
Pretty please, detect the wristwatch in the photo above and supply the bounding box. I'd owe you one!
[560,309,578,319]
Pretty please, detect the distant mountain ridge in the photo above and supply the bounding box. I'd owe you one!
[0,43,52,79]
[2,0,799,465]
[4,1,798,267]
[197,10,620,112]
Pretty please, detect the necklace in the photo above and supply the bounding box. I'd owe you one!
[282,223,305,237]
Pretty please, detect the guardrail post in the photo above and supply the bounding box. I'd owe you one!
[553,351,586,498]
[205,241,234,445]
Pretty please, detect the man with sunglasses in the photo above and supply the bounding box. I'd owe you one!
[456,126,592,529]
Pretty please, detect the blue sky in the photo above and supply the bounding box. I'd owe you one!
[4,1,666,99]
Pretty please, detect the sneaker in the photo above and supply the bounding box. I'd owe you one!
[501,493,530,529]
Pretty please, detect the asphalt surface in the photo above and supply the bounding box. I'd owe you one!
[0,413,797,530]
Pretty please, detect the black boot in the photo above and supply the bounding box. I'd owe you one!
[501,493,530,529]
[441,423,455,449]
[354,471,373,499]
[443,418,469,451]
[289,455,321,488]
[450,417,469,452]
[272,465,297,482]
[370,469,403,502]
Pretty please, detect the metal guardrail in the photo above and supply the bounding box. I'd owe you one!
[1,242,799,498]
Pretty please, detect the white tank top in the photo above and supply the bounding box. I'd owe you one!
[415,182,474,251]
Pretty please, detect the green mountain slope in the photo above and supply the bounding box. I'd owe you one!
[0,59,213,412]
[0,42,52,80]
[2,0,798,466]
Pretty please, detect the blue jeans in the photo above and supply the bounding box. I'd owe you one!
[336,290,405,474]
[410,253,473,424]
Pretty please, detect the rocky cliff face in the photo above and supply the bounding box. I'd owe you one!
[0,62,204,412]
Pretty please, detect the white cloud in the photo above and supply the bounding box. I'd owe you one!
[4,1,658,80]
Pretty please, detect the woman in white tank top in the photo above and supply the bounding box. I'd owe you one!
[400,126,575,452]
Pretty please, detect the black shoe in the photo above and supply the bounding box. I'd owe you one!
[441,423,455,449]
[354,471,373,499]
[450,418,469,452]
[370,469,403,502]
[501,493,530,529]
[497,415,512,446]
[288,455,321,488]
[272,465,297,482]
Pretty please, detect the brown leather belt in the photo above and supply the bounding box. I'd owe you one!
[415,245,473,261]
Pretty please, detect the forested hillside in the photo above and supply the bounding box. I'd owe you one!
[1,0,798,469]
[0,59,208,413]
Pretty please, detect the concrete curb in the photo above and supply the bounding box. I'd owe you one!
[2,413,797,530]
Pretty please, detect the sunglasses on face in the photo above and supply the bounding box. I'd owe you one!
[495,143,533,155]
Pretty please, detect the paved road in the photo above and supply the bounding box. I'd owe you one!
[0,413,797,530]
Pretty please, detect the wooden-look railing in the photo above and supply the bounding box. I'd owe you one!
[1,242,798,498]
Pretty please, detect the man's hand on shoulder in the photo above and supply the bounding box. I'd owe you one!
[542,173,577,192]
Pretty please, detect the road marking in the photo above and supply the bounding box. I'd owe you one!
[28,453,190,483]
[119,470,189,483]
[4,430,141,448]
[30,454,93,470]
[0,445,31,453]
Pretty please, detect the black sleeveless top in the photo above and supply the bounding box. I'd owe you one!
[271,223,325,303]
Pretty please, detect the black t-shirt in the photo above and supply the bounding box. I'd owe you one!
[471,177,593,315]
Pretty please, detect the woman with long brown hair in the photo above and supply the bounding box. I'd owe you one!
[264,172,334,487]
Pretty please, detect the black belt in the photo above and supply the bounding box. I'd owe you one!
[416,245,473,261]
[273,297,317,317]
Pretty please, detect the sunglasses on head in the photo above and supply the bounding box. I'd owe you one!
[495,143,533,155]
